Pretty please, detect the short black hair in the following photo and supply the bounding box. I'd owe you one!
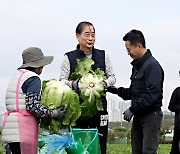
[123,29,146,48]
[75,21,95,34]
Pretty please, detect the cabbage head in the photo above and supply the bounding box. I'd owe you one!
[70,57,106,120]
[79,73,106,119]
[40,79,81,134]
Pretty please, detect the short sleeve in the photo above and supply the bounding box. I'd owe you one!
[22,76,41,94]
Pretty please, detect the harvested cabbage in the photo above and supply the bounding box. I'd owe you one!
[40,79,81,134]
[70,57,106,119]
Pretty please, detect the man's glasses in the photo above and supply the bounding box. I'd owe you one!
[126,48,131,53]
[82,33,96,38]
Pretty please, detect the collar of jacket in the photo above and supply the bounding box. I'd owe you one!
[18,68,40,75]
[131,49,152,68]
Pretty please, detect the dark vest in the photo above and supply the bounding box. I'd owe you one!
[65,45,107,109]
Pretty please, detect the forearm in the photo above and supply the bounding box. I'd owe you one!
[25,92,52,117]
[118,87,132,100]
[60,79,73,88]
[105,53,116,87]
[59,55,73,87]
[104,76,116,87]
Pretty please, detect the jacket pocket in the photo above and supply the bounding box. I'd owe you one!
[132,73,145,91]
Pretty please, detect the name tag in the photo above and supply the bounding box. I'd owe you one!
[100,115,108,126]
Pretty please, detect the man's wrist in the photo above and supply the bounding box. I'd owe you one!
[129,107,134,114]
[71,80,75,89]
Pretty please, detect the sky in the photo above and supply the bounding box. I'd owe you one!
[0,0,180,111]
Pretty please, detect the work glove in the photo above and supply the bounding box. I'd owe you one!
[123,108,133,122]
[51,106,66,120]
[103,80,107,87]
[71,78,80,93]
[107,86,119,94]
[103,81,108,92]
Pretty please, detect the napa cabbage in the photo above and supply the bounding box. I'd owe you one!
[70,57,106,119]
[40,79,81,134]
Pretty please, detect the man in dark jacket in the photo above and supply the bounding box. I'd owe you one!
[168,71,180,154]
[107,29,164,154]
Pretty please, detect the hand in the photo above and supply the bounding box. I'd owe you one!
[123,109,133,122]
[107,86,119,94]
[103,80,107,87]
[52,106,66,120]
[72,78,80,92]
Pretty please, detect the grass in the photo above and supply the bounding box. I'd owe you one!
[0,142,171,154]
[107,144,171,154]
[0,142,5,154]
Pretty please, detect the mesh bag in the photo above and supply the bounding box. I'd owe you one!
[66,128,101,154]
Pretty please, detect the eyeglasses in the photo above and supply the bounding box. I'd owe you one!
[82,33,96,38]
[126,48,132,53]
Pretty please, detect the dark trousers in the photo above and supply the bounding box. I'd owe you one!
[73,110,108,154]
[131,111,163,154]
[170,126,180,154]
[6,142,21,154]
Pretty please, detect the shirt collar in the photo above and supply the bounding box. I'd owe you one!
[131,49,152,68]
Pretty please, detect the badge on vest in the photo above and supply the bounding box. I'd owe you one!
[100,115,108,126]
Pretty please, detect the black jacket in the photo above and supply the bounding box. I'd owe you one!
[119,50,164,117]
[168,87,180,127]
